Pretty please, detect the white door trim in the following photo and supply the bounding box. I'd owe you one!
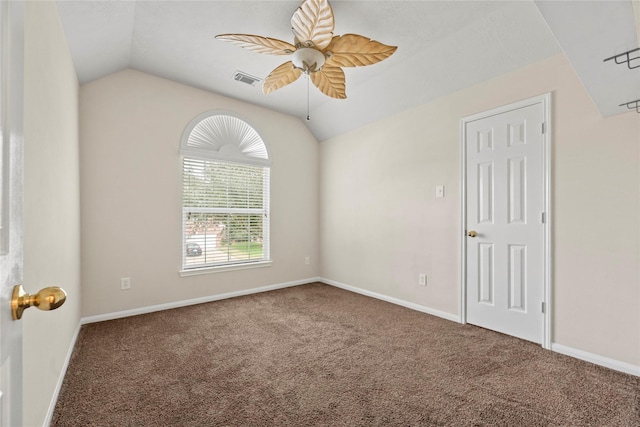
[459,93,552,350]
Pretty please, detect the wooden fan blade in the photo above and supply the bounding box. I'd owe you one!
[263,62,303,94]
[215,34,295,55]
[291,0,334,50]
[310,66,346,99]
[324,34,397,67]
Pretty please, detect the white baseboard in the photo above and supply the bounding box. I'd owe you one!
[81,277,321,324]
[43,321,82,427]
[551,343,640,377]
[320,277,460,323]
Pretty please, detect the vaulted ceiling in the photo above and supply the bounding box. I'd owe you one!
[56,1,640,141]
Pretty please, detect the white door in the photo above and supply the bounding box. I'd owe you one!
[463,97,548,344]
[0,1,24,426]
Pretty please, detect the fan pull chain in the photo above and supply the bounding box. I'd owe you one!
[306,73,311,121]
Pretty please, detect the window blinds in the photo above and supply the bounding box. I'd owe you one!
[182,157,270,270]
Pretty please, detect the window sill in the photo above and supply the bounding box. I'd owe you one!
[179,260,272,277]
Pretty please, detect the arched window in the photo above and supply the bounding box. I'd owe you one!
[180,112,270,272]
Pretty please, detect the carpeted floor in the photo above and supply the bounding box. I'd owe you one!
[52,282,639,426]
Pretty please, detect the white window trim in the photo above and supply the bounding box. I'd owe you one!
[180,112,271,275]
[179,260,272,277]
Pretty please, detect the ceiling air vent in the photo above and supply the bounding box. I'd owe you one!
[233,71,261,87]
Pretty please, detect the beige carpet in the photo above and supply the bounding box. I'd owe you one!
[52,282,639,426]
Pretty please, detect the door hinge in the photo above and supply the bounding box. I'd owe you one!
[541,302,546,313]
[541,212,545,223]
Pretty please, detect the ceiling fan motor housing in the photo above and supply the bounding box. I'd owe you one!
[292,47,326,73]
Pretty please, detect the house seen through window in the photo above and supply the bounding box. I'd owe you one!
[180,112,270,271]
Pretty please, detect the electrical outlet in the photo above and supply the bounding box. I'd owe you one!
[418,274,427,286]
[120,277,131,290]
[305,256,310,265]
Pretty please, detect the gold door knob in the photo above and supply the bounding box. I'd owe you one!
[468,230,478,237]
[11,284,67,320]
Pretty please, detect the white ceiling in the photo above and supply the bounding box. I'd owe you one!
[56,0,640,141]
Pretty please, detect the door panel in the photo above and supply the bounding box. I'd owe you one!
[0,2,24,426]
[478,243,494,304]
[508,244,526,311]
[477,161,494,224]
[465,102,544,344]
[508,157,526,224]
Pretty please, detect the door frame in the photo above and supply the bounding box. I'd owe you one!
[459,93,552,350]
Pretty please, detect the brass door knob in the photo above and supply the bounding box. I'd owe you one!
[11,284,67,320]
[468,230,478,237]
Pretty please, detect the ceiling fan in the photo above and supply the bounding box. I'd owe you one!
[215,0,397,101]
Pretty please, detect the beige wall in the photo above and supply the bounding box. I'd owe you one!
[320,54,640,366]
[23,1,81,426]
[80,70,319,316]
